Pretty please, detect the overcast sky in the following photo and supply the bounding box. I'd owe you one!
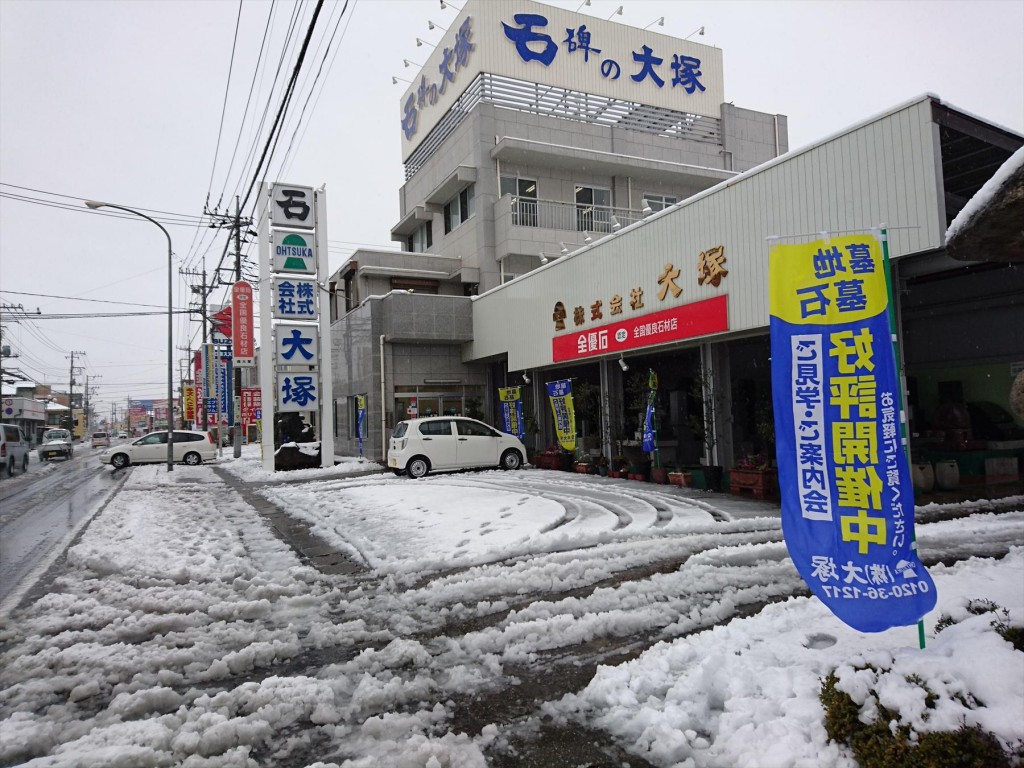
[1,0,1022,422]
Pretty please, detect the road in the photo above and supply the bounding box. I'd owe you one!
[0,445,122,608]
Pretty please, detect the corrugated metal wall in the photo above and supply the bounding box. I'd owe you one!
[470,97,943,371]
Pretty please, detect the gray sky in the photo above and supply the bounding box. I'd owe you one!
[1,0,1022,422]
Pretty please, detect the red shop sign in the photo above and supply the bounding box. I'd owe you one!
[552,295,728,362]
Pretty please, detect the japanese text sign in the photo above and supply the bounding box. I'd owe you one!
[183,385,196,422]
[399,0,723,161]
[546,379,576,452]
[241,388,261,426]
[552,296,728,362]
[277,373,318,412]
[275,323,319,367]
[270,183,315,229]
[272,276,319,319]
[498,386,525,441]
[232,281,255,366]
[769,233,935,633]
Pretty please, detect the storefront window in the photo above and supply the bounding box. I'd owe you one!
[393,385,484,423]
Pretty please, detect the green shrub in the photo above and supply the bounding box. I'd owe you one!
[819,668,1011,768]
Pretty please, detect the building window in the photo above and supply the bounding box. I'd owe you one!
[501,176,538,227]
[643,193,678,212]
[444,183,475,234]
[575,185,611,231]
[391,277,439,294]
[407,221,432,253]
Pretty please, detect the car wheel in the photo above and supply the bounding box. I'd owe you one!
[111,453,130,469]
[183,452,202,466]
[4,458,12,477]
[21,455,29,473]
[500,449,523,471]
[407,456,430,479]
[392,469,404,476]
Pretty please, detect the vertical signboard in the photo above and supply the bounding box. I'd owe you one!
[258,182,334,471]
[183,385,196,423]
[546,379,576,452]
[232,281,255,367]
[498,387,525,441]
[769,233,935,633]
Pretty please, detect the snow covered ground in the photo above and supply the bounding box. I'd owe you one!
[0,444,1021,767]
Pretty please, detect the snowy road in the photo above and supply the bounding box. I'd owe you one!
[0,449,120,606]
[0,452,1021,767]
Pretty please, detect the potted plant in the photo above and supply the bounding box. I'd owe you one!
[608,456,628,478]
[729,453,779,500]
[668,469,693,487]
[594,455,609,476]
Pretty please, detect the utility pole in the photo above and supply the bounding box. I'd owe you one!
[183,263,211,430]
[67,350,86,437]
[232,195,243,458]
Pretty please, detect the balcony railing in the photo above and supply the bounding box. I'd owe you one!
[507,197,646,233]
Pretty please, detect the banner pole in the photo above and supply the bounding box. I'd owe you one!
[880,226,927,650]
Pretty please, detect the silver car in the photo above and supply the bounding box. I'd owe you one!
[388,416,526,479]
[99,430,217,469]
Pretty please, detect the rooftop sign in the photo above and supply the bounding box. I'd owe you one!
[399,0,725,160]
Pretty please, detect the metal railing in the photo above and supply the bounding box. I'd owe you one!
[405,72,722,180]
[507,197,645,233]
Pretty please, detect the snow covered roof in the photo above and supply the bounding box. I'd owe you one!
[946,145,1024,262]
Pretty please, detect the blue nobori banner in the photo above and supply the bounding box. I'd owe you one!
[498,387,525,441]
[546,379,576,452]
[769,232,935,633]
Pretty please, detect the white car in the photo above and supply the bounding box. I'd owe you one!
[38,428,74,462]
[99,429,217,469]
[91,431,111,448]
[388,416,526,478]
[1,423,32,476]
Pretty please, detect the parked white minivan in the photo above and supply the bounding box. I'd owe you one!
[387,416,526,478]
[0,423,31,477]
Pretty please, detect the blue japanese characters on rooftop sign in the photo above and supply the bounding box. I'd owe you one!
[402,17,476,141]
[501,13,705,94]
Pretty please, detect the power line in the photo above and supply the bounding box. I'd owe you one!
[0,290,171,309]
[204,0,245,208]
[0,184,208,221]
[239,0,326,212]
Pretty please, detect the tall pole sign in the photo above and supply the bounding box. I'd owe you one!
[258,182,334,471]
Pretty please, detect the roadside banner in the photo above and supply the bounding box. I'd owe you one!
[546,379,575,452]
[356,394,366,457]
[183,385,196,422]
[498,386,525,440]
[769,232,936,633]
[642,370,658,454]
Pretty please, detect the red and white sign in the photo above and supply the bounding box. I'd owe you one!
[552,296,729,362]
[232,281,255,367]
[241,387,261,427]
[194,351,205,417]
[211,305,232,342]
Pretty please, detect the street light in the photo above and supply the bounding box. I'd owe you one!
[84,199,175,472]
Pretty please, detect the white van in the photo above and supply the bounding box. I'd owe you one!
[1,423,31,477]
[91,431,111,448]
